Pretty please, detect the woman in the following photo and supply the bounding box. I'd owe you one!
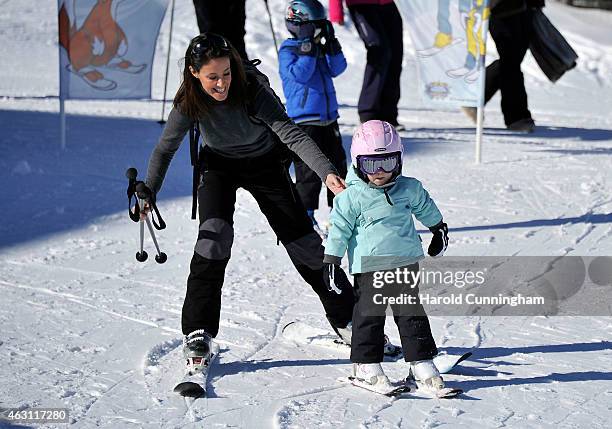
[484,0,543,132]
[329,0,404,129]
[144,33,355,376]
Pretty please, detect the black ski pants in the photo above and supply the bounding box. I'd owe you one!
[348,3,403,125]
[351,264,438,363]
[192,0,248,60]
[182,145,355,336]
[484,8,534,126]
[293,122,347,211]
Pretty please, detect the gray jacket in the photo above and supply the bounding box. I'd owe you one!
[146,80,338,194]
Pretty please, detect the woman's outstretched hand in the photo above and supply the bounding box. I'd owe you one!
[325,174,347,195]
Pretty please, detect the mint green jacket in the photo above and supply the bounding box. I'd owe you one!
[325,168,443,274]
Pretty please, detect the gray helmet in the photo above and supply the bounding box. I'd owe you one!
[285,0,326,24]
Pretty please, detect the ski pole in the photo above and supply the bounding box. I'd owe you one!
[144,212,168,263]
[126,168,167,264]
[137,205,148,262]
[262,0,279,60]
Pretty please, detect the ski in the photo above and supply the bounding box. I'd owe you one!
[409,375,464,399]
[415,386,463,399]
[173,340,220,398]
[173,379,206,398]
[282,321,400,358]
[433,351,473,374]
[338,376,462,398]
[338,376,416,397]
[282,321,472,371]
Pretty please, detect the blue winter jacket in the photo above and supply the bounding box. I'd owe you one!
[278,38,347,123]
[325,168,443,274]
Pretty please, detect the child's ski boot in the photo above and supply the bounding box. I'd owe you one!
[408,359,462,398]
[350,363,395,394]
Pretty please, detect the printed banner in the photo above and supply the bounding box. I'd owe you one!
[397,0,490,107]
[58,0,169,99]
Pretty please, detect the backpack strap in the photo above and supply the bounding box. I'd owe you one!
[244,58,293,171]
[189,121,201,220]
[244,58,286,119]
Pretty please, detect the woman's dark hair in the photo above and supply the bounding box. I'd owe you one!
[174,33,247,119]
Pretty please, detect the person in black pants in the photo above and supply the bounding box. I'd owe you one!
[292,124,347,222]
[351,266,437,366]
[192,0,249,60]
[144,34,354,374]
[323,119,449,392]
[347,2,404,129]
[471,0,545,132]
[183,145,352,337]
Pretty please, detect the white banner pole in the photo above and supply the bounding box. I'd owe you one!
[159,0,176,124]
[58,0,66,151]
[60,97,66,151]
[475,4,491,165]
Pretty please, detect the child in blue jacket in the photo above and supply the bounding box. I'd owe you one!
[323,120,454,397]
[279,0,348,235]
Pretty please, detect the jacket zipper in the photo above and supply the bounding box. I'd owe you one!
[300,86,309,108]
[318,65,330,120]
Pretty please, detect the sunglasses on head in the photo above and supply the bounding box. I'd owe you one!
[191,33,231,60]
[357,153,401,175]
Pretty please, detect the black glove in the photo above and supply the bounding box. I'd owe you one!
[325,37,342,56]
[298,39,318,56]
[323,259,351,294]
[322,19,335,40]
[427,221,448,257]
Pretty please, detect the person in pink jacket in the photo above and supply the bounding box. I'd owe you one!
[329,0,404,130]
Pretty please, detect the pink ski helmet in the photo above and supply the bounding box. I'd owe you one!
[351,120,403,175]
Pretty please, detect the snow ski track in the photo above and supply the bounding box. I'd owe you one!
[0,279,180,334]
[142,338,183,403]
[470,317,484,349]
[3,259,177,292]
[274,386,354,429]
[79,370,138,425]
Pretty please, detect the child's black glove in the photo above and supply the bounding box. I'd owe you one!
[321,20,335,39]
[319,20,342,55]
[324,37,342,55]
[427,221,448,258]
[323,257,348,294]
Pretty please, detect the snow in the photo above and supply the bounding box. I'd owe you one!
[1,0,611,427]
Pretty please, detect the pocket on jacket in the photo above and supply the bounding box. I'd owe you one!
[300,86,310,108]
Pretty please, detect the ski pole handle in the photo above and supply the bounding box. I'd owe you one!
[126,168,141,222]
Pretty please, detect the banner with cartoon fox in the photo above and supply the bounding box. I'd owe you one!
[397,0,490,107]
[58,0,169,99]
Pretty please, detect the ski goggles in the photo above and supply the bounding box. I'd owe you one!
[191,33,231,60]
[357,153,401,175]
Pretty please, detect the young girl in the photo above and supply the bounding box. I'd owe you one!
[323,120,451,396]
